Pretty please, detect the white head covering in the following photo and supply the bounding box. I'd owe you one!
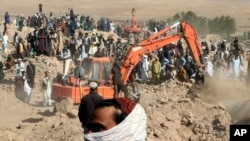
[89,81,98,89]
[142,54,147,60]
[84,104,147,141]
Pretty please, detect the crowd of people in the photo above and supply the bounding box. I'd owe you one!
[0,9,248,98]
[131,35,246,86]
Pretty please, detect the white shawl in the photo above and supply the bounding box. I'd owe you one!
[205,60,214,77]
[84,104,147,141]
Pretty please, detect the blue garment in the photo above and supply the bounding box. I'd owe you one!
[5,14,10,24]
[69,21,77,36]
[160,57,169,73]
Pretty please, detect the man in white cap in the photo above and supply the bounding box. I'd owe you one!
[78,81,103,134]
[16,58,25,77]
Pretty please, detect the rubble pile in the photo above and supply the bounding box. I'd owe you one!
[140,79,231,141]
[0,77,232,141]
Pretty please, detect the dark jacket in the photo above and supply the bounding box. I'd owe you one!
[74,65,85,78]
[111,59,123,85]
[78,91,103,126]
[26,63,36,77]
[112,67,122,85]
[0,62,4,81]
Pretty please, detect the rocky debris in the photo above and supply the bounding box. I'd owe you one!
[140,79,231,141]
[54,97,74,114]
[67,108,79,118]
[16,123,28,129]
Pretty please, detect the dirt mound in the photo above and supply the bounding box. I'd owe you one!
[140,79,231,141]
[0,97,82,141]
[0,78,232,141]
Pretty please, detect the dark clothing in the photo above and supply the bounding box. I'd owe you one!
[4,56,14,69]
[26,63,36,88]
[111,61,129,98]
[78,91,103,132]
[38,33,47,53]
[5,13,10,24]
[195,71,205,84]
[0,62,5,81]
[210,43,216,51]
[69,38,76,59]
[220,43,226,52]
[233,41,241,52]
[74,65,85,78]
[112,67,122,85]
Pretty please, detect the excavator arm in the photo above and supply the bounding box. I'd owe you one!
[120,21,203,84]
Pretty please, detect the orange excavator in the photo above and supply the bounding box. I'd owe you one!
[51,21,203,104]
[123,8,141,34]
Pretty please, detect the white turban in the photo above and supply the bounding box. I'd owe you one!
[84,104,147,141]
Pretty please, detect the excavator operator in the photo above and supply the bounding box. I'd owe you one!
[111,54,129,98]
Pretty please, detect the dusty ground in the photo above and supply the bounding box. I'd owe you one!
[0,0,250,141]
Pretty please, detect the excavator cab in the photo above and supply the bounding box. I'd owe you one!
[52,57,115,103]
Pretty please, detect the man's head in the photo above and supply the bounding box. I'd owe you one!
[19,38,23,43]
[50,28,55,33]
[45,71,50,77]
[79,31,83,37]
[89,81,98,91]
[87,98,136,133]
[76,59,81,65]
[84,98,147,141]
[28,59,33,64]
[21,71,26,77]
[18,58,22,62]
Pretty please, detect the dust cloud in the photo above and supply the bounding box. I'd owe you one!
[200,75,250,123]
